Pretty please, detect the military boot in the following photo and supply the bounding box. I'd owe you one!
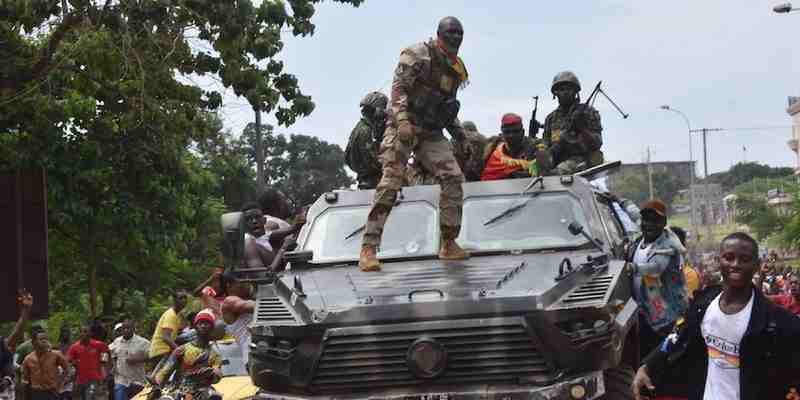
[439,239,470,261]
[359,245,381,272]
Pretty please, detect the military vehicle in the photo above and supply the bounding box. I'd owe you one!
[225,163,640,400]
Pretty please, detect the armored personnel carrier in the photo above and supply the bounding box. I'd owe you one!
[230,163,640,400]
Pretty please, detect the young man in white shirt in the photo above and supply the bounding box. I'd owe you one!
[632,232,800,400]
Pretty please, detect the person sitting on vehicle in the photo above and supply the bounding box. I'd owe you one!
[480,113,549,181]
[241,202,303,269]
[152,310,222,400]
[256,188,293,230]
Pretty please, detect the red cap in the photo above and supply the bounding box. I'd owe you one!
[640,199,667,217]
[194,308,216,325]
[501,113,523,128]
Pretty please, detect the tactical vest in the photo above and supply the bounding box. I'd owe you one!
[407,41,462,131]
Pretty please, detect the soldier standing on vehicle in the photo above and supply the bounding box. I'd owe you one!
[359,16,471,272]
[452,121,486,182]
[345,92,389,189]
[542,71,603,175]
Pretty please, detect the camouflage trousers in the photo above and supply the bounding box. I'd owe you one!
[357,173,381,190]
[552,151,604,175]
[552,156,587,175]
[363,128,465,247]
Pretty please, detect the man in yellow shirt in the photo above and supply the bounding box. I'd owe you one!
[671,226,700,299]
[148,291,187,367]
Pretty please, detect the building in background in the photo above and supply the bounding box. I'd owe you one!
[787,96,800,174]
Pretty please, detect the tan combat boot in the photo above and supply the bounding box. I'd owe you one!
[439,239,470,261]
[359,245,382,272]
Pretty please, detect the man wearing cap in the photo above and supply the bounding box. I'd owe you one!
[109,320,148,400]
[625,199,689,357]
[481,113,550,181]
[153,310,221,400]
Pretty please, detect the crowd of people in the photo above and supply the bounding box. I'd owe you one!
[622,199,800,399]
[0,187,297,400]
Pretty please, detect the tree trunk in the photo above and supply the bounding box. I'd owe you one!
[88,263,97,318]
[101,286,114,318]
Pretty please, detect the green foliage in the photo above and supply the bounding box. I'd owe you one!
[613,170,681,210]
[239,122,354,208]
[0,0,365,330]
[732,194,786,240]
[705,162,794,191]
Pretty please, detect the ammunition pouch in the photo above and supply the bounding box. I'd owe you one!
[410,94,460,131]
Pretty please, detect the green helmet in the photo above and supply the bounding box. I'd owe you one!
[359,91,388,110]
[462,121,478,133]
[551,71,581,92]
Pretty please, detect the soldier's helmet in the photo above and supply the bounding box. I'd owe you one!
[462,121,478,133]
[551,71,581,92]
[359,91,388,110]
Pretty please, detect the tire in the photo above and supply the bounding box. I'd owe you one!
[598,367,635,400]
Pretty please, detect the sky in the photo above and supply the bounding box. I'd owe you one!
[211,0,800,177]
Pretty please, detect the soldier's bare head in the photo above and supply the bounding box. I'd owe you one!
[437,16,463,53]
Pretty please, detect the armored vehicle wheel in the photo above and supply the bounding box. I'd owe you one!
[599,367,635,399]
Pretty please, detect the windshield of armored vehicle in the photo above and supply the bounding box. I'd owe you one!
[303,201,439,263]
[458,191,591,251]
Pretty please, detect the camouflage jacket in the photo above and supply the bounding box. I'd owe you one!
[543,102,603,163]
[391,39,466,140]
[344,117,383,189]
[452,129,488,182]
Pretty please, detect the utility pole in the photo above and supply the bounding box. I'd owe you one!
[690,127,723,242]
[647,146,654,199]
[254,108,265,195]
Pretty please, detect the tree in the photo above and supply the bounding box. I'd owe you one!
[705,162,793,191]
[0,0,365,318]
[612,171,681,210]
[733,194,786,241]
[239,123,353,208]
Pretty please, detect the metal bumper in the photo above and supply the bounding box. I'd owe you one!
[254,371,604,400]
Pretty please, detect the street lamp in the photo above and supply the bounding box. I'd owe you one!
[773,2,799,13]
[660,105,698,242]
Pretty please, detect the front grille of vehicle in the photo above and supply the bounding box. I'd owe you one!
[559,273,614,306]
[254,296,299,325]
[310,317,551,392]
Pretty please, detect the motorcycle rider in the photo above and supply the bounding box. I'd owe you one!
[152,310,222,400]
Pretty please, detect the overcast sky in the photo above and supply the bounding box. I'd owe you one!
[212,0,800,176]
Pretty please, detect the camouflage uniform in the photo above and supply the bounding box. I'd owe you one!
[345,117,383,189]
[406,159,439,186]
[452,122,488,182]
[543,102,603,174]
[364,39,468,247]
